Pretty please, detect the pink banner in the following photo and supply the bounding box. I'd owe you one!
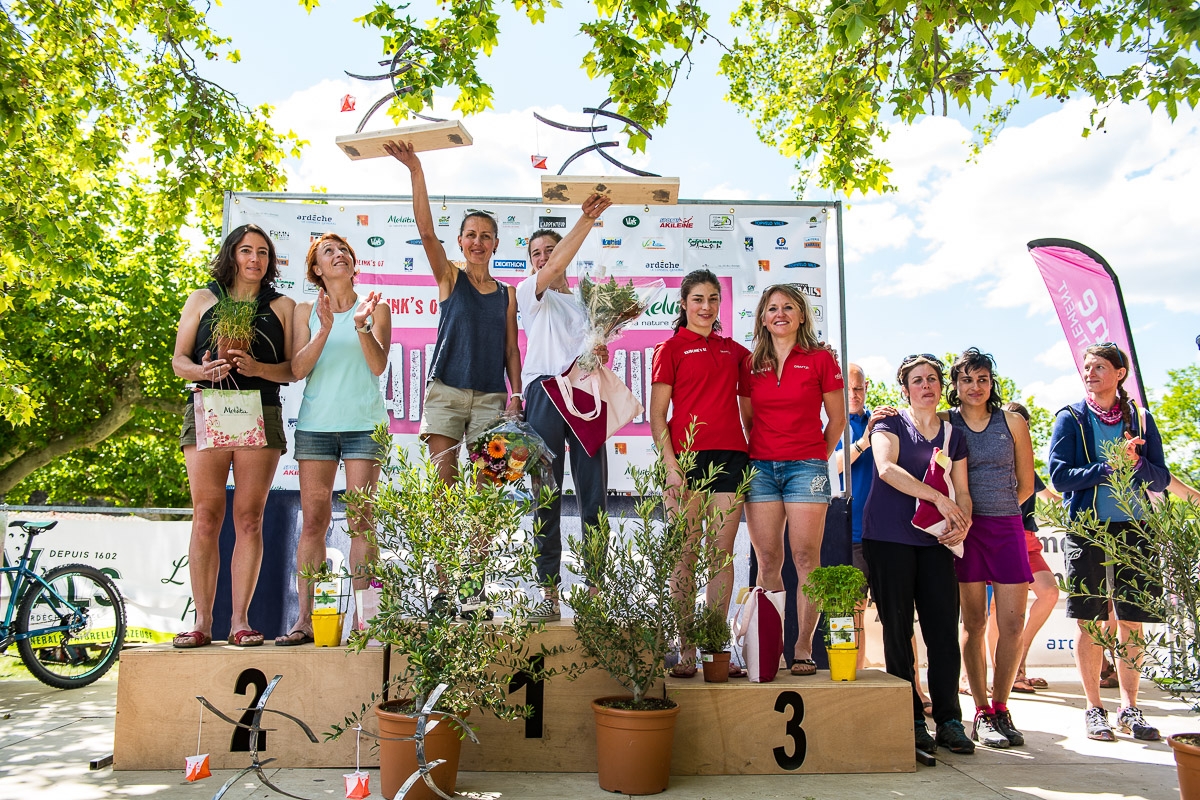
[1027,239,1144,406]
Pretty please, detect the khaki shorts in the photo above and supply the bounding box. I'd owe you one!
[419,379,507,447]
[180,399,288,453]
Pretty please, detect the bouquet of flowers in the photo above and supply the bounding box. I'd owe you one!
[575,270,666,373]
[468,418,557,501]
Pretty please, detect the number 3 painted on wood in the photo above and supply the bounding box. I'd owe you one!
[773,690,807,770]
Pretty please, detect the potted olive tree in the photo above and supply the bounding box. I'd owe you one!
[687,603,733,683]
[801,564,868,681]
[1045,444,1200,798]
[328,429,570,800]
[566,444,747,795]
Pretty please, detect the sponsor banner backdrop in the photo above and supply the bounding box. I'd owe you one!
[1,514,193,644]
[230,198,834,491]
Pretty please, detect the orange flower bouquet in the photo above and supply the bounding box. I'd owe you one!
[468,419,556,500]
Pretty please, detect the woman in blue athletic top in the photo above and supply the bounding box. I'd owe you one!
[384,140,522,484]
[276,232,391,645]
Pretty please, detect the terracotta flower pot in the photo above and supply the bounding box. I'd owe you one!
[1170,733,1200,800]
[701,650,731,683]
[216,337,250,367]
[375,700,466,800]
[591,696,680,795]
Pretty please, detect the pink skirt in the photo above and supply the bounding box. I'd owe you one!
[955,514,1034,584]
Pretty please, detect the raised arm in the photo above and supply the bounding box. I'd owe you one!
[535,194,612,297]
[503,284,522,417]
[383,141,454,295]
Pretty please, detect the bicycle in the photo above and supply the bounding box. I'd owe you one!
[1,520,127,689]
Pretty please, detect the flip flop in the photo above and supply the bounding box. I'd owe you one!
[922,701,934,718]
[227,629,265,647]
[274,630,314,647]
[670,663,698,679]
[728,663,747,679]
[172,630,212,649]
[1012,676,1038,694]
[790,658,817,676]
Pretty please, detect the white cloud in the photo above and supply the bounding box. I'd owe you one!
[843,201,916,263]
[1022,373,1084,412]
[1035,340,1076,371]
[854,354,895,386]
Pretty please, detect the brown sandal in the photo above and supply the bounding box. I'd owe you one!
[790,659,817,676]
[172,630,212,649]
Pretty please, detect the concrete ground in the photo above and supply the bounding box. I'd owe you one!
[0,667,1192,800]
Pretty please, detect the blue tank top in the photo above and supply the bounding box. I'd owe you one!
[429,271,508,394]
[949,408,1020,516]
[297,303,387,432]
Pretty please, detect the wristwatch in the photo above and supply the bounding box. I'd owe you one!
[852,440,864,454]
[509,392,524,403]
[355,316,374,334]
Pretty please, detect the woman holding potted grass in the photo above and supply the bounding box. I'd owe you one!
[171,224,296,648]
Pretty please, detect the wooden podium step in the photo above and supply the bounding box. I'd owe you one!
[114,623,913,774]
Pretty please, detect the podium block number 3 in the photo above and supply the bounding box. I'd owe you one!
[773,691,807,770]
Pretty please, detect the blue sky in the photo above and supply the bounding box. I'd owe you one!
[206,0,1200,411]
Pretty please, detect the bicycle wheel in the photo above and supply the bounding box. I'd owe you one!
[16,563,127,689]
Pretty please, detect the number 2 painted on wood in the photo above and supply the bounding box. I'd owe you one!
[773,690,807,770]
[231,668,268,752]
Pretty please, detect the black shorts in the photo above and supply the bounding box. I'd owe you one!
[1064,520,1161,623]
[685,449,750,495]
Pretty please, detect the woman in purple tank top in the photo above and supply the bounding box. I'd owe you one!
[944,348,1035,749]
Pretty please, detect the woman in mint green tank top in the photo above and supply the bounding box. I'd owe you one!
[275,233,391,645]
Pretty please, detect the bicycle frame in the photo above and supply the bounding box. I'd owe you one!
[0,532,88,650]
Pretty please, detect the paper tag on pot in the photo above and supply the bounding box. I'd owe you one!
[314,579,340,611]
[829,615,855,646]
[702,653,714,663]
[344,770,370,798]
[185,753,211,782]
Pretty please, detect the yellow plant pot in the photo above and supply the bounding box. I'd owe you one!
[312,610,344,647]
[827,643,858,682]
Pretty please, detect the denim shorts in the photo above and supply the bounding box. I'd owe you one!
[747,458,831,504]
[294,429,387,462]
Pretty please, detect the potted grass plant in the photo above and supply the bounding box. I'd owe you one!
[801,564,868,681]
[566,439,747,795]
[1044,443,1200,798]
[327,428,572,800]
[208,288,259,363]
[687,603,733,684]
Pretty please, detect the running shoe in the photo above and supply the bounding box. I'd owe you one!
[993,709,1025,746]
[1117,706,1161,741]
[1085,706,1115,741]
[915,719,937,755]
[972,710,1011,749]
[936,719,976,754]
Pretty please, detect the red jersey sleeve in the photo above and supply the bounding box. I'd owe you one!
[817,348,844,394]
[651,339,675,385]
[734,342,752,397]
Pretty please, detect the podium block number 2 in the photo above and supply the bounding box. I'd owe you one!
[773,691,807,770]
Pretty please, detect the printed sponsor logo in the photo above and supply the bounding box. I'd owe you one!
[613,442,627,455]
[357,259,383,269]
[356,215,369,226]
[709,214,734,231]
[810,304,825,321]
[386,215,417,225]
[514,236,528,248]
[697,263,740,271]
[404,257,414,272]
[784,261,821,269]
[738,309,754,319]
[309,231,326,242]
[644,260,681,271]
[268,229,290,241]
[601,237,623,248]
[775,237,788,249]
[277,255,290,267]
[807,215,820,228]
[613,259,626,269]
[642,238,666,250]
[744,237,754,252]
[502,214,522,227]
[645,297,682,316]
[792,283,822,297]
[592,219,604,228]
[622,215,641,228]
[282,467,299,476]
[658,216,694,229]
[296,213,334,224]
[493,259,527,270]
[437,215,451,227]
[758,259,770,271]
[407,237,442,245]
[751,219,787,227]
[804,236,821,249]
[367,236,385,247]
[538,215,567,229]
[687,238,723,250]
[276,278,295,290]
[303,281,320,295]
[575,259,595,273]
[287,417,298,428]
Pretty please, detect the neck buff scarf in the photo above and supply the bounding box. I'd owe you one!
[1086,396,1124,426]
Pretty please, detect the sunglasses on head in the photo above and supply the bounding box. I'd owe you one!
[1093,342,1127,367]
[901,353,944,368]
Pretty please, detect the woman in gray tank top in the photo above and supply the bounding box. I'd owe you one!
[384,141,523,484]
[944,348,1036,750]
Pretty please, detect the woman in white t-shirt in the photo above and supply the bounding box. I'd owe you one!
[517,193,611,621]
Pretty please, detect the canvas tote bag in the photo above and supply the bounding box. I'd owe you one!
[732,587,786,683]
[541,360,643,457]
[194,388,267,451]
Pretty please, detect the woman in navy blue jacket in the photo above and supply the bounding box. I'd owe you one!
[1048,343,1169,744]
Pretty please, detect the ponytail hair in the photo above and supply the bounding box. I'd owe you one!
[1084,342,1135,431]
[673,269,722,334]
